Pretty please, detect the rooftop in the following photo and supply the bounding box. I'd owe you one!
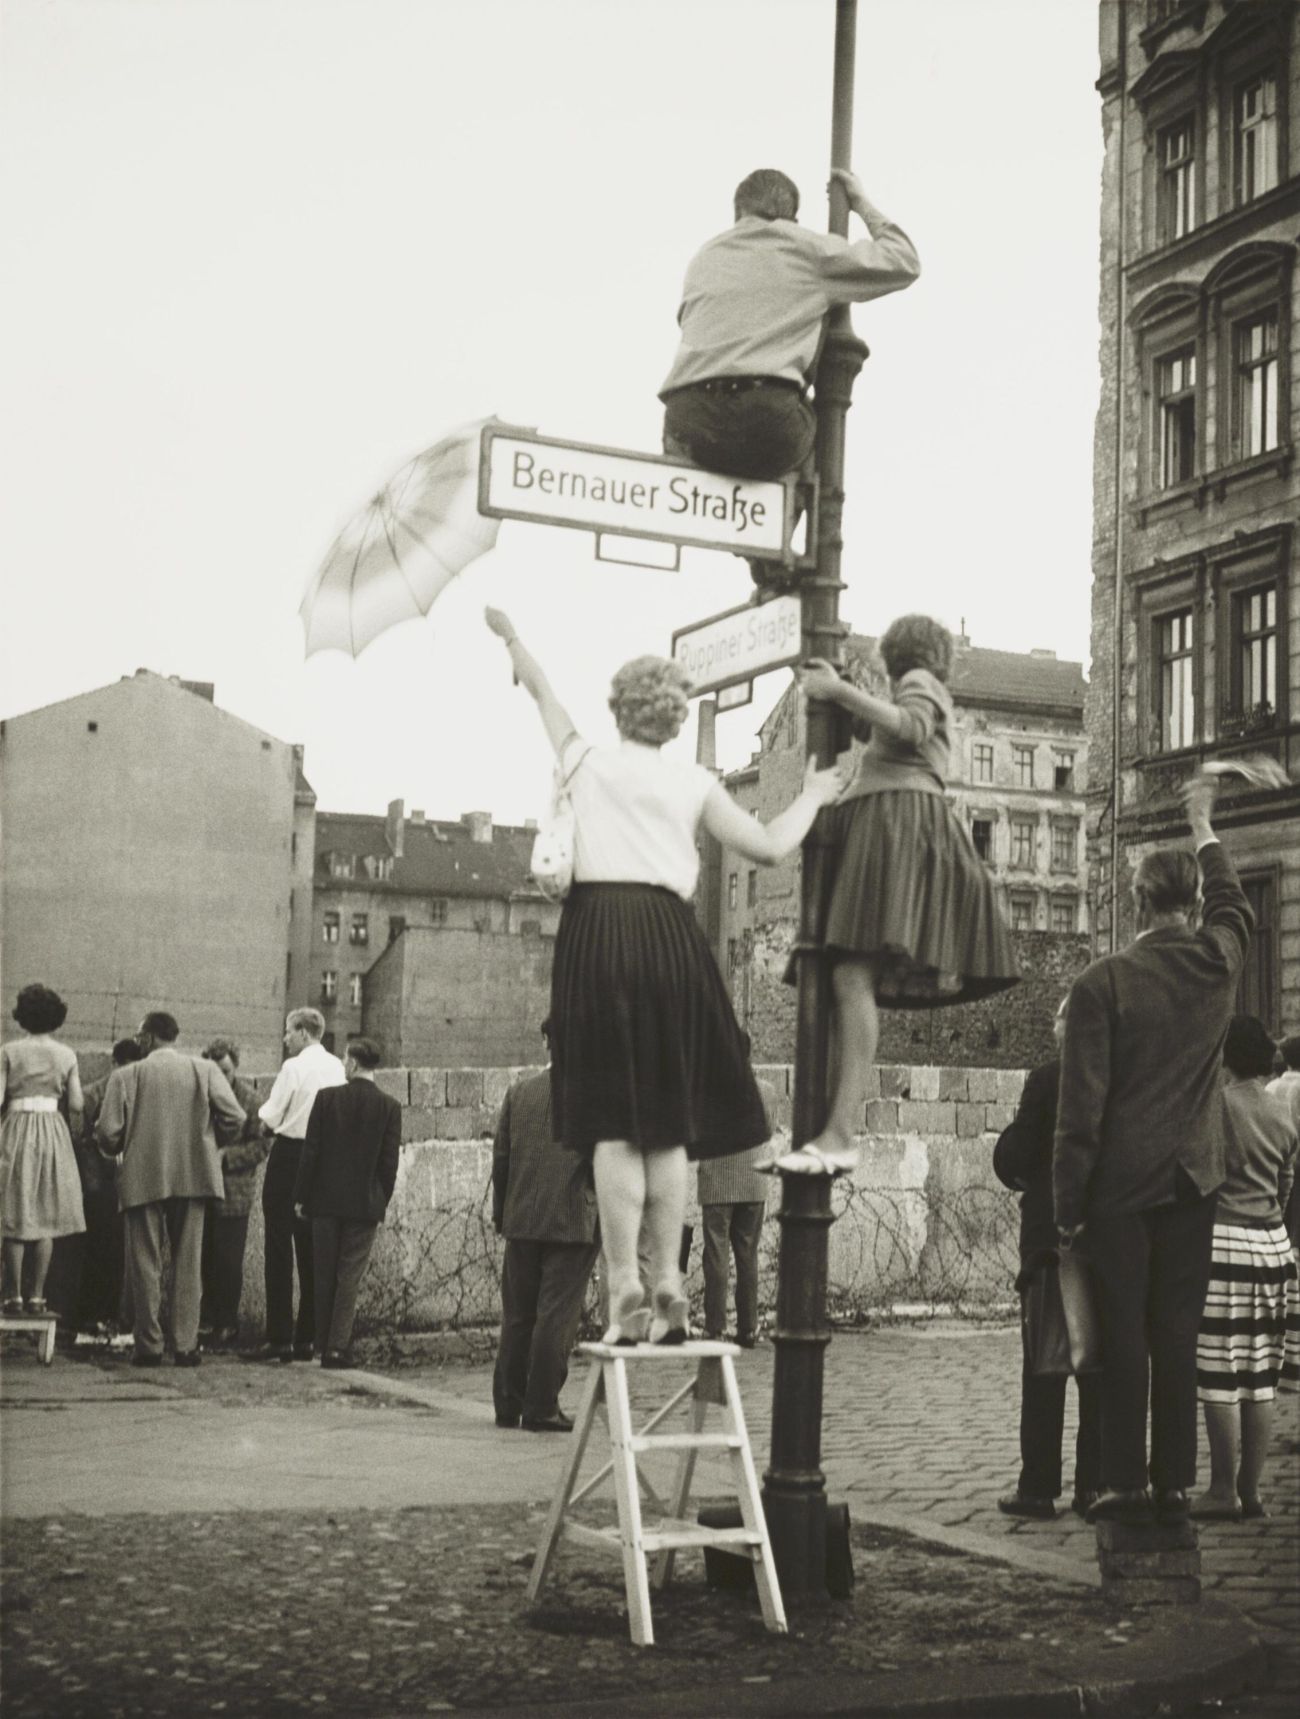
[315,809,542,900]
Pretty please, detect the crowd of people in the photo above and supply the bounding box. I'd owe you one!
[0,999,399,1370]
[3,161,1298,1533]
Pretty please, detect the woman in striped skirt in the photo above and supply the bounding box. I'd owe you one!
[484,608,846,1345]
[1192,1014,1300,1521]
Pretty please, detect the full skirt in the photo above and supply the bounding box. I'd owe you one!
[1196,1218,1300,1404]
[818,790,1020,1007]
[550,883,769,1160]
[0,1110,87,1240]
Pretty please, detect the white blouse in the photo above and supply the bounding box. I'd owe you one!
[561,736,716,902]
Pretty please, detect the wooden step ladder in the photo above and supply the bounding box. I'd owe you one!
[526,1339,787,1647]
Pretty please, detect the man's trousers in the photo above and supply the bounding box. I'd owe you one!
[1085,1193,1217,1493]
[1016,1334,1103,1500]
[201,1211,251,1334]
[494,1239,599,1423]
[311,1217,378,1355]
[262,1137,314,1350]
[701,1202,765,1339]
[124,1197,206,1358]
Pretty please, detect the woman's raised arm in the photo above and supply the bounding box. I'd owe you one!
[485,608,578,758]
[701,753,847,865]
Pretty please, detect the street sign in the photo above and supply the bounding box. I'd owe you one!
[479,424,794,561]
[672,594,802,697]
[717,680,753,711]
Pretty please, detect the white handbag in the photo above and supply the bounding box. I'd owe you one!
[530,744,591,900]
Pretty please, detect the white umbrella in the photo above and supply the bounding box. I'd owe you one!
[300,416,502,658]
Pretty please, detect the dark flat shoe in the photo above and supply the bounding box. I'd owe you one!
[522,1411,574,1434]
[494,1413,520,1429]
[1071,1490,1100,1518]
[997,1491,1057,1520]
[1087,1489,1151,1524]
[1154,1488,1190,1520]
[292,1344,315,1362]
[173,1350,202,1369]
[1239,1496,1268,1520]
[320,1352,356,1370]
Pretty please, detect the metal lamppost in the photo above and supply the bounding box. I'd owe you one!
[761,0,868,1602]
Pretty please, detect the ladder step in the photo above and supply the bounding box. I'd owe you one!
[559,1518,763,1557]
[626,1432,742,1453]
[641,1521,763,1553]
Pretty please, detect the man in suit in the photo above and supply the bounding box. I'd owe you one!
[994,999,1101,1519]
[256,1007,347,1361]
[1054,778,1252,1523]
[492,1024,599,1433]
[292,1037,400,1368]
[97,1012,245,1367]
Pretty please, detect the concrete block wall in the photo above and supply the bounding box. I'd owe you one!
[221,1060,1024,1335]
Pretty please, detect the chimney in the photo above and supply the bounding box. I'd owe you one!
[463,810,493,844]
[385,798,405,859]
[524,817,539,832]
[696,698,718,771]
[1029,648,1057,659]
[410,808,426,824]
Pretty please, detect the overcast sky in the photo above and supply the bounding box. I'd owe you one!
[0,0,1102,824]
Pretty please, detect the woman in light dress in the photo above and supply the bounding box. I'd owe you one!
[1,984,86,1314]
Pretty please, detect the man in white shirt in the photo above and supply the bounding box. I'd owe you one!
[254,1009,346,1361]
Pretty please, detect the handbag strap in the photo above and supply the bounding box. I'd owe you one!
[556,739,593,794]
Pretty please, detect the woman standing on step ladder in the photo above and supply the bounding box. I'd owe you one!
[485,608,846,1344]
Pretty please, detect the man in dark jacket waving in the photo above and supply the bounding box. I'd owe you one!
[1054,778,1252,1523]
[294,1038,401,1369]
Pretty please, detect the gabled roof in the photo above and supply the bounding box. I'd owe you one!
[315,811,543,899]
[757,634,1086,741]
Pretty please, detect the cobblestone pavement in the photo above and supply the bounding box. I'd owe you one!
[383,1321,1300,1660]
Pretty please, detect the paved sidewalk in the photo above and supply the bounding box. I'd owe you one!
[2,1321,1295,1716]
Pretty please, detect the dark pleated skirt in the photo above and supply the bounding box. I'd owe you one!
[550,883,770,1161]
[818,791,1021,1009]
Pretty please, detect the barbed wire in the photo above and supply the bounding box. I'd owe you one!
[354,1179,1023,1360]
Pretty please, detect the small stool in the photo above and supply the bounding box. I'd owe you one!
[526,1339,786,1647]
[0,1311,57,1364]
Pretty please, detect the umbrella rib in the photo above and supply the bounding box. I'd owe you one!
[382,503,431,614]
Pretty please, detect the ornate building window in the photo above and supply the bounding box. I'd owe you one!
[1050,896,1077,935]
[1009,894,1036,932]
[1157,347,1198,486]
[1211,528,1290,738]
[323,910,340,944]
[1157,115,1198,240]
[1157,608,1197,751]
[1012,745,1035,788]
[1232,73,1279,204]
[971,817,993,863]
[972,741,994,784]
[1233,312,1280,459]
[1051,820,1079,873]
[1010,818,1037,869]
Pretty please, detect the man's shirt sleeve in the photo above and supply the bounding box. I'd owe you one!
[1196,840,1254,977]
[819,218,921,303]
[258,1062,297,1133]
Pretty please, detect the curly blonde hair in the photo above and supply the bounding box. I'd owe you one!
[879,614,954,684]
[608,656,691,746]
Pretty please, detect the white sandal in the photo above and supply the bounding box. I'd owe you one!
[773,1143,859,1176]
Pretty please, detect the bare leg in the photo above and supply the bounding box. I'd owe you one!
[779,958,877,1175]
[2,1239,25,1305]
[1237,1398,1276,1506]
[28,1238,53,1301]
[1191,1402,1241,1512]
[593,1140,650,1342]
[644,1148,690,1341]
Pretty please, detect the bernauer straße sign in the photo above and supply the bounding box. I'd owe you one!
[478,423,794,561]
